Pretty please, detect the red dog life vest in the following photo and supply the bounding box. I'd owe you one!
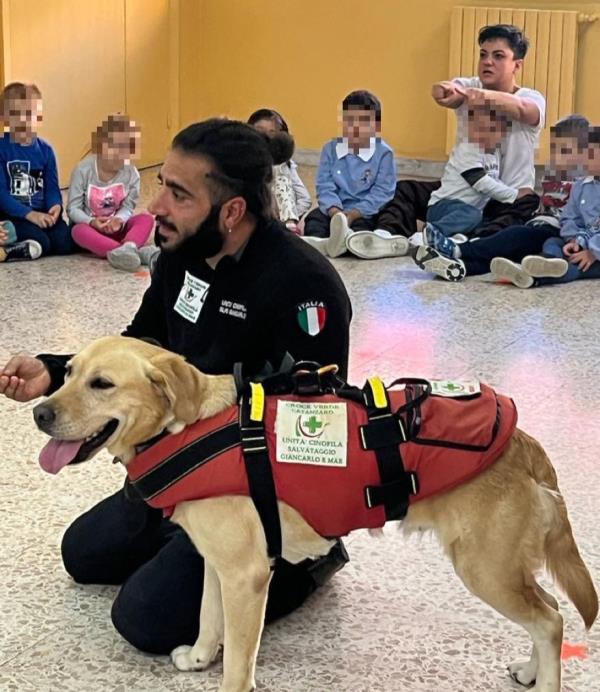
[126,381,517,539]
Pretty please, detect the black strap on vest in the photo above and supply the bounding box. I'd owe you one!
[129,423,241,501]
[360,377,419,520]
[240,383,282,559]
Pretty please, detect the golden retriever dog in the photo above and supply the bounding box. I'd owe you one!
[33,336,597,692]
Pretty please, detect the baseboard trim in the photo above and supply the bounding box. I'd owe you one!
[294,148,546,186]
[294,148,446,180]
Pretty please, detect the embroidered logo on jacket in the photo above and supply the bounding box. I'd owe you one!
[219,299,247,320]
[297,301,327,336]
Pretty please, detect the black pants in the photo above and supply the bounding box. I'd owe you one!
[377,179,540,238]
[461,223,557,276]
[61,486,347,655]
[303,208,378,238]
[8,216,75,255]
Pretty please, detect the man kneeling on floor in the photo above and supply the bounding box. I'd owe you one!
[0,118,352,655]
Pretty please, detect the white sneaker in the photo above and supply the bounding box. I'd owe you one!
[408,231,424,247]
[451,233,469,243]
[490,257,533,288]
[107,241,141,272]
[346,229,410,259]
[301,235,329,256]
[327,212,352,258]
[521,255,568,278]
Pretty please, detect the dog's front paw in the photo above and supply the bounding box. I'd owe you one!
[171,644,213,672]
[507,659,536,687]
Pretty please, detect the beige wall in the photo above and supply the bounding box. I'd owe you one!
[179,0,600,162]
[1,0,178,183]
[1,0,599,184]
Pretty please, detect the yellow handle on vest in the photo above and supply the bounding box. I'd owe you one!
[368,376,388,409]
[249,382,266,422]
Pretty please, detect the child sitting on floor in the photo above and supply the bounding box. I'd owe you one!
[248,108,311,232]
[0,82,73,258]
[491,125,600,288]
[302,90,399,258]
[68,114,154,272]
[413,114,588,282]
[422,102,533,253]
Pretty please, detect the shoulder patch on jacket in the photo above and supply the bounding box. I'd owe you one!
[297,301,327,336]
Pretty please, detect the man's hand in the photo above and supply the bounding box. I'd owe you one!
[454,85,488,108]
[47,204,62,226]
[517,188,534,198]
[562,240,580,257]
[569,249,596,272]
[26,211,54,228]
[0,354,51,402]
[432,81,465,108]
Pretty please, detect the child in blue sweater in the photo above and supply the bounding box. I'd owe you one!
[0,82,73,257]
[492,126,600,287]
[303,90,399,258]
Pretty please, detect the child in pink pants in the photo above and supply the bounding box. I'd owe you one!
[67,114,155,271]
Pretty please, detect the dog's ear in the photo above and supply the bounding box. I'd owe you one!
[146,353,207,426]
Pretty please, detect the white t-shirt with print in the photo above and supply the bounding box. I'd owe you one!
[452,77,546,189]
[429,141,518,209]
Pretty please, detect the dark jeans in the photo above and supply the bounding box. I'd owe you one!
[10,215,75,255]
[61,486,347,655]
[460,223,557,276]
[303,208,378,238]
[377,179,540,238]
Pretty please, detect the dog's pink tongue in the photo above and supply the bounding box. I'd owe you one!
[39,439,84,474]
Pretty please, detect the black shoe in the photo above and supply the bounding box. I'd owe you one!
[2,239,43,262]
[304,538,349,587]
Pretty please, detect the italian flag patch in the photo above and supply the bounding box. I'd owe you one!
[297,302,327,336]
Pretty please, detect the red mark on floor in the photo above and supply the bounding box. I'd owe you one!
[561,641,588,660]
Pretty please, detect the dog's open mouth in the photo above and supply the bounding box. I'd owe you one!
[39,419,120,474]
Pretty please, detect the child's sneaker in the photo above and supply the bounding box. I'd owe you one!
[490,258,533,288]
[346,229,409,259]
[107,241,141,272]
[522,255,568,278]
[301,235,329,256]
[408,231,424,247]
[0,239,42,262]
[413,245,466,282]
[327,212,352,258]
[139,245,161,275]
[423,223,459,259]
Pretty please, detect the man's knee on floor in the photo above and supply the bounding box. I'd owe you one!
[60,522,98,584]
[111,577,198,655]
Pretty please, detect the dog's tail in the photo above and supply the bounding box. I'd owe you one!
[532,446,598,629]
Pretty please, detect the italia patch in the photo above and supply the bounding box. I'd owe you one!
[297,301,327,336]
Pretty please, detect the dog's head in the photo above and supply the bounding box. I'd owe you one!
[34,335,214,473]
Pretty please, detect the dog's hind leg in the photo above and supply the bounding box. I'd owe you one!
[506,584,559,687]
[451,547,563,692]
[171,561,224,671]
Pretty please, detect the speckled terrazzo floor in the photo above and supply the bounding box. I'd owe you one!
[1,166,599,691]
